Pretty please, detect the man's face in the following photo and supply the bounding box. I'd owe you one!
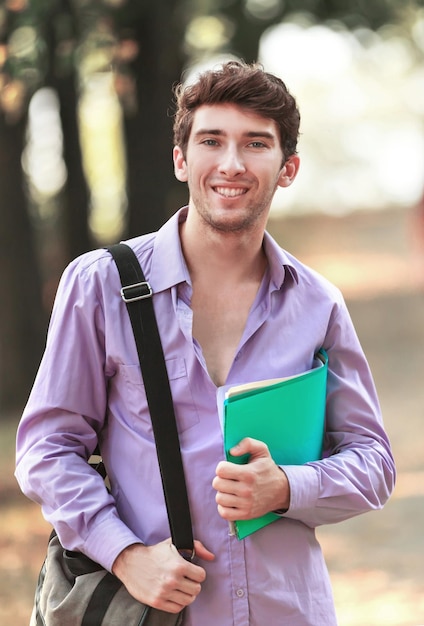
[173,103,299,234]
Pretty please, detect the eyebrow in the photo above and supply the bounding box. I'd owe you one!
[194,129,277,141]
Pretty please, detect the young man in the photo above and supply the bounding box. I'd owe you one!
[16,61,395,625]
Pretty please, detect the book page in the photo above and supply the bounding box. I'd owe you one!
[225,353,326,399]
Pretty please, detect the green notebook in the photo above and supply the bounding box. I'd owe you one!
[223,349,328,540]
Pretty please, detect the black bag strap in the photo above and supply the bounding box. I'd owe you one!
[107,243,194,559]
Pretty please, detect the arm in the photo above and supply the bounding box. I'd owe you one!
[283,303,395,528]
[213,303,395,528]
[15,252,140,570]
[15,251,216,605]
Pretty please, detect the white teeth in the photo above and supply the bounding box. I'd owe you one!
[215,187,247,197]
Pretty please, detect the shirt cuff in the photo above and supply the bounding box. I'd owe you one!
[83,516,143,573]
[279,463,320,514]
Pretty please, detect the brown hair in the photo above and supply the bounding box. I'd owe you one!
[173,60,300,160]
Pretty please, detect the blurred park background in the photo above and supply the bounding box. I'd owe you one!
[1,0,424,624]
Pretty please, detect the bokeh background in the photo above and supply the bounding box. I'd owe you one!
[1,1,423,624]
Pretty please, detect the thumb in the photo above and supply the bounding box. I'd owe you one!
[230,437,270,461]
[193,540,215,562]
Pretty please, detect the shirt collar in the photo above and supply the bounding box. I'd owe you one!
[150,207,298,293]
[149,208,191,293]
[262,230,299,290]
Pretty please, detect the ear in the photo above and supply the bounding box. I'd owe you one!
[277,155,300,188]
[173,146,188,182]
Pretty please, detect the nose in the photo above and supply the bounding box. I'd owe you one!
[218,145,246,176]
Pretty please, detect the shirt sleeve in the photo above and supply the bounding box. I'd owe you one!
[282,298,396,528]
[15,253,141,572]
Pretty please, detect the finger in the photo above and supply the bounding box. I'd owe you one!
[163,587,199,612]
[215,489,239,508]
[215,460,246,480]
[169,544,210,583]
[147,578,197,613]
[216,502,247,521]
[175,578,202,598]
[150,551,204,607]
[215,483,253,515]
[159,595,193,614]
[167,544,201,577]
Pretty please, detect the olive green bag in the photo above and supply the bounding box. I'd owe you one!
[31,530,184,626]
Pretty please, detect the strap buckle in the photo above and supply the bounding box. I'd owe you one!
[120,281,153,303]
[178,547,196,561]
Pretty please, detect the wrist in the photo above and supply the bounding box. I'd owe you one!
[112,542,145,577]
[274,466,290,512]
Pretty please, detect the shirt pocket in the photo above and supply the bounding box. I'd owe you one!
[118,357,200,434]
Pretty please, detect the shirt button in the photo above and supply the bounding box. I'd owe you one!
[236,589,244,598]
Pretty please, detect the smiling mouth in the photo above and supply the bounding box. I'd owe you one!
[214,186,248,198]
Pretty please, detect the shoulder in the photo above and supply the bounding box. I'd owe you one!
[285,249,343,302]
[55,233,157,307]
[66,233,156,280]
[264,231,344,305]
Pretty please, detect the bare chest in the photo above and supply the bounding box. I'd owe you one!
[191,283,258,387]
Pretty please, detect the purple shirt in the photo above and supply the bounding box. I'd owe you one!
[16,208,395,625]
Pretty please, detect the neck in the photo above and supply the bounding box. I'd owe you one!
[180,210,267,284]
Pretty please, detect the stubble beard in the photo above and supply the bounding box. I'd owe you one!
[191,191,275,235]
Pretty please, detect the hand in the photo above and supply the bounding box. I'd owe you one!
[212,437,290,521]
[112,538,215,613]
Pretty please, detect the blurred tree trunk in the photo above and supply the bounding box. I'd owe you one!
[228,0,284,63]
[57,75,93,259]
[123,3,187,236]
[0,114,47,414]
[45,3,92,262]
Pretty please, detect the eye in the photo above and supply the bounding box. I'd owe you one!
[202,138,219,146]
[249,141,267,149]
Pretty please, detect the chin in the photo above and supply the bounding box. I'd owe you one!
[208,214,257,234]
